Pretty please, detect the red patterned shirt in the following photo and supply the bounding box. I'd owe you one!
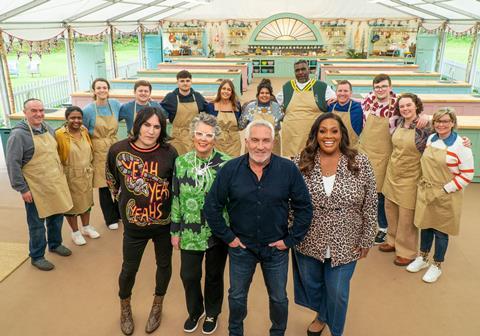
[361,91,399,134]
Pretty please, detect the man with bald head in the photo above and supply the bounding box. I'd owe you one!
[7,98,73,271]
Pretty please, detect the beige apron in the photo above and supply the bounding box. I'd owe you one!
[382,127,421,210]
[414,146,463,236]
[252,107,281,156]
[169,95,198,155]
[216,110,241,157]
[358,114,393,192]
[282,89,323,158]
[22,123,73,218]
[332,101,359,148]
[91,103,118,188]
[64,134,94,215]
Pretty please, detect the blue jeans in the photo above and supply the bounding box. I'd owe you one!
[293,251,357,336]
[420,229,449,262]
[378,193,388,230]
[24,201,64,261]
[228,246,289,336]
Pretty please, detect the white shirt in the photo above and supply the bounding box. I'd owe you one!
[276,79,336,106]
[323,174,336,258]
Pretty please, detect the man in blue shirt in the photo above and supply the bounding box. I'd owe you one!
[118,79,166,133]
[204,120,313,336]
[327,80,364,147]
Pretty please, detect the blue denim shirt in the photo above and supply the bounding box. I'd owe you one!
[204,154,313,248]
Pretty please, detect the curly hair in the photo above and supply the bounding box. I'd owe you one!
[395,93,424,116]
[298,113,359,176]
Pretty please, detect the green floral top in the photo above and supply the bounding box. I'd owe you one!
[171,149,231,251]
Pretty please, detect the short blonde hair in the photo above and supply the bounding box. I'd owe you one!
[432,107,457,130]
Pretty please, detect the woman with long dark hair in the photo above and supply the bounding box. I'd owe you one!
[293,113,377,336]
[239,78,283,155]
[106,107,177,335]
[206,79,242,157]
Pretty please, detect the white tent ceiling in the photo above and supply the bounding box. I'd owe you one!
[0,0,475,25]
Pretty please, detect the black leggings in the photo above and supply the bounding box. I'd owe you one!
[98,187,120,226]
[118,228,172,299]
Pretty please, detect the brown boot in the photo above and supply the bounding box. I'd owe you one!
[120,297,134,335]
[145,295,164,333]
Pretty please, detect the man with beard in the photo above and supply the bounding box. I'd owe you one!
[204,119,313,336]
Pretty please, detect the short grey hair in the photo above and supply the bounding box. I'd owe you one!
[189,112,221,137]
[245,119,274,139]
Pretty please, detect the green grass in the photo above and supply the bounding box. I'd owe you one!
[7,43,139,88]
[444,35,474,66]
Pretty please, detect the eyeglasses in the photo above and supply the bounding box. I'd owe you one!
[434,119,453,125]
[194,131,215,140]
[373,85,390,91]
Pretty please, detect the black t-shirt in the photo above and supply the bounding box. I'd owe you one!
[106,139,178,237]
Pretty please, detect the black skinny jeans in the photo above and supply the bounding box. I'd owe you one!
[180,243,228,319]
[99,187,120,226]
[118,226,172,299]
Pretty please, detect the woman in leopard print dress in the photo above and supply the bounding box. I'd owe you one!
[293,113,377,336]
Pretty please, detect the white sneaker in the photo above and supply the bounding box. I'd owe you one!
[81,225,100,239]
[406,257,429,273]
[422,264,442,283]
[108,223,119,230]
[71,231,87,246]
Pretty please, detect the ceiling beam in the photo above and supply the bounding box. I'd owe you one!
[434,2,480,20]
[108,0,167,21]
[66,1,124,22]
[388,0,447,20]
[0,0,49,22]
[138,2,188,21]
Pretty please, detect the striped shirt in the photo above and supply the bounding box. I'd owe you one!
[361,91,399,134]
[427,132,474,193]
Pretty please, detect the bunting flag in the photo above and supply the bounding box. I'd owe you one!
[3,31,65,60]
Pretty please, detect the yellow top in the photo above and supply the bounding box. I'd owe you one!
[54,125,93,165]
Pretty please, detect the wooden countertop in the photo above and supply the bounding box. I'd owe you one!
[326,70,440,76]
[9,109,67,121]
[170,57,247,62]
[9,111,480,130]
[159,62,246,67]
[321,64,419,69]
[138,69,242,75]
[318,58,404,63]
[70,89,215,99]
[337,79,471,87]
[111,77,232,84]
[361,93,480,103]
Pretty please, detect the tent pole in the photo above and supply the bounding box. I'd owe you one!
[137,25,145,70]
[466,24,480,87]
[435,22,448,73]
[107,25,118,78]
[64,26,78,96]
[0,30,15,121]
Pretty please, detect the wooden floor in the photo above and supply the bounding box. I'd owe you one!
[1,78,480,335]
